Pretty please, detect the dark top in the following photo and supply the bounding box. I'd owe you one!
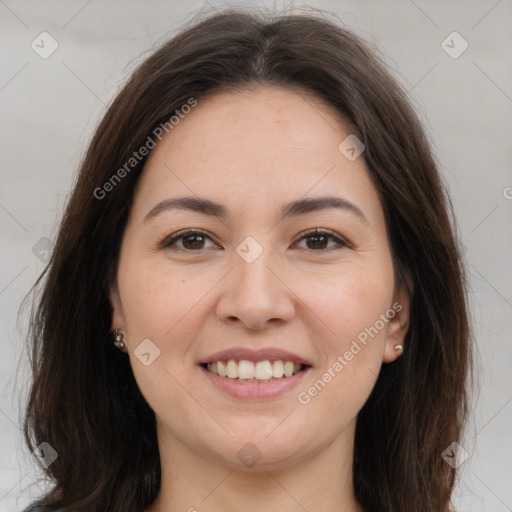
[22,504,53,512]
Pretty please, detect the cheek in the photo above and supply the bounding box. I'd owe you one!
[117,257,211,419]
[295,256,395,347]
[295,257,394,419]
[294,267,393,429]
[118,255,208,340]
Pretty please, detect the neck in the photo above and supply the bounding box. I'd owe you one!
[146,419,364,512]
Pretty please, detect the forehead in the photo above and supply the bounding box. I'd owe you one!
[131,86,382,226]
[160,86,351,159]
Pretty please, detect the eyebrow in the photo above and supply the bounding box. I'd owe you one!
[143,195,368,224]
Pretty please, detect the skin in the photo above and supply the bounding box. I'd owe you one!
[110,86,410,512]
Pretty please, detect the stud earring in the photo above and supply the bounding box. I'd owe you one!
[112,329,125,350]
[394,344,403,351]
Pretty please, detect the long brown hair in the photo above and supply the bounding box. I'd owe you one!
[22,7,473,512]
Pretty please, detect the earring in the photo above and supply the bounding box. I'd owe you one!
[112,329,125,350]
[394,344,403,351]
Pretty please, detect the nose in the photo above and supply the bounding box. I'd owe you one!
[215,248,296,330]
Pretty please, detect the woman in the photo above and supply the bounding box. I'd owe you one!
[22,7,473,512]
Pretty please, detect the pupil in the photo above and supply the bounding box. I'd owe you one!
[308,235,327,249]
[183,235,204,249]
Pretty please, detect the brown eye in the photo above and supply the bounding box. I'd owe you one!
[305,233,329,250]
[181,233,206,250]
[161,229,217,251]
[296,229,348,251]
[161,228,348,253]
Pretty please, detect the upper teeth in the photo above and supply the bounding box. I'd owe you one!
[206,359,303,380]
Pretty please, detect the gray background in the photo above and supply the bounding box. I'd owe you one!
[1,0,511,510]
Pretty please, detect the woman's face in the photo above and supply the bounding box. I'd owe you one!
[110,86,409,471]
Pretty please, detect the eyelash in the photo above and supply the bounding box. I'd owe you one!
[160,228,350,252]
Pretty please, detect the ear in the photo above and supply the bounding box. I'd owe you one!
[382,273,412,363]
[109,280,125,333]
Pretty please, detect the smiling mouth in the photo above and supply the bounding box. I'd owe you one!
[200,359,310,383]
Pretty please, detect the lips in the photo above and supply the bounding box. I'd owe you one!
[200,364,312,400]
